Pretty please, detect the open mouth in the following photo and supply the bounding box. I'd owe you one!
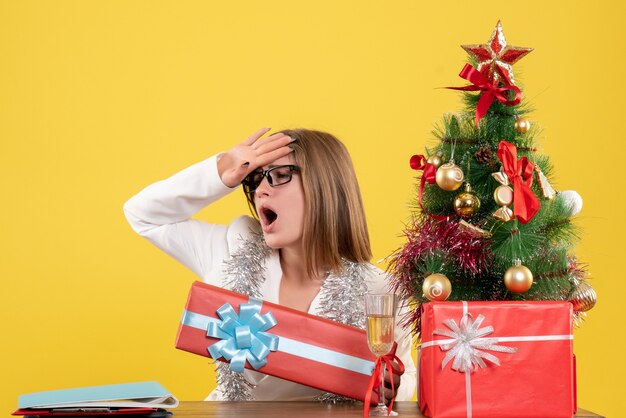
[260,207,278,227]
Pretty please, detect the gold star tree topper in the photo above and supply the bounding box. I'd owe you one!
[462,20,533,86]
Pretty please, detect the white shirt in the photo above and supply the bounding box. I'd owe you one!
[123,155,417,401]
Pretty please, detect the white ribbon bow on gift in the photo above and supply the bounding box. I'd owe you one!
[433,311,518,373]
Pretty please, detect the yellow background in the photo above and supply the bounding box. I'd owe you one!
[1,1,623,416]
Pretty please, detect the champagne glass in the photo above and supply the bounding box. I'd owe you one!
[365,293,398,416]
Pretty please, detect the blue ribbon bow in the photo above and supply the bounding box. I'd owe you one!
[206,297,279,372]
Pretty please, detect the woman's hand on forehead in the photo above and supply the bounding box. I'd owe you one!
[218,128,294,188]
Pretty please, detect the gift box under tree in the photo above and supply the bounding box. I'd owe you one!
[419,301,575,418]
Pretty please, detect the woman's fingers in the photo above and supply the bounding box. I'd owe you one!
[251,132,291,151]
[382,366,401,401]
[244,128,287,149]
[384,370,401,387]
[239,133,292,168]
[382,378,400,401]
[254,146,294,168]
[219,129,294,187]
[248,133,293,168]
[222,141,292,185]
[382,387,395,402]
[255,134,292,155]
[243,127,271,146]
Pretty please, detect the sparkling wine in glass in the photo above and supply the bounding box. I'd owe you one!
[365,293,398,416]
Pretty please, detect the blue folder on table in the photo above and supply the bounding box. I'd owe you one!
[18,381,178,410]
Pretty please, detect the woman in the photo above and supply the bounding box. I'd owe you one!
[123,128,416,402]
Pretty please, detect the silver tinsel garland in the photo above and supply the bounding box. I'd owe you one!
[317,261,370,328]
[214,232,370,403]
[222,232,271,297]
[215,232,271,401]
[314,261,371,404]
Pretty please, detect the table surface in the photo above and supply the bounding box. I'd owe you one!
[171,401,604,417]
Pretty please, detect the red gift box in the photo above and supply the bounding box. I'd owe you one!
[175,281,381,402]
[419,301,575,418]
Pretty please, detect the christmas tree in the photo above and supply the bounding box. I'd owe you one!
[389,21,596,337]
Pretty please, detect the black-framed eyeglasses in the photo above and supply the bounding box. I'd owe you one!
[242,165,300,195]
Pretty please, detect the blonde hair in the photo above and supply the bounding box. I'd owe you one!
[246,129,372,277]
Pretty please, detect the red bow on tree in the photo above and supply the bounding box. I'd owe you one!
[363,343,405,418]
[447,64,522,126]
[497,140,540,224]
[410,155,449,221]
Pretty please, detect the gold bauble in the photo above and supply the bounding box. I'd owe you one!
[436,162,464,191]
[570,282,597,312]
[454,184,481,218]
[422,273,452,301]
[427,154,444,169]
[504,263,533,293]
[514,118,531,133]
[493,185,514,206]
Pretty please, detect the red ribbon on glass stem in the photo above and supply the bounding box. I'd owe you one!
[409,155,449,221]
[363,342,405,418]
[447,64,522,126]
[497,140,540,224]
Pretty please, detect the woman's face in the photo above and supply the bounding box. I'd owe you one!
[253,154,305,250]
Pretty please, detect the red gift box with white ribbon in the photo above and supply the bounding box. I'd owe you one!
[175,281,383,402]
[419,301,576,418]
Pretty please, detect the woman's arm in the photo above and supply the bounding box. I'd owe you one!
[123,155,236,281]
[123,129,294,282]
